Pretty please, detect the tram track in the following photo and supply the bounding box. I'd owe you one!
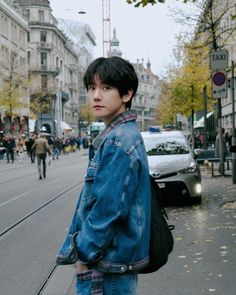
[0,152,89,295]
[34,263,58,295]
[0,180,84,238]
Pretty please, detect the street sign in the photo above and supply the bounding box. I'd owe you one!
[210,49,228,70]
[212,71,226,86]
[212,70,227,99]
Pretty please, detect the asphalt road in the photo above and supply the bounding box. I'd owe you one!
[0,150,88,295]
[0,151,236,295]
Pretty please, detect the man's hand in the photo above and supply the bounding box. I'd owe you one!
[76,262,88,272]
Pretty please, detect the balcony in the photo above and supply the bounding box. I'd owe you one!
[30,65,60,76]
[37,42,53,50]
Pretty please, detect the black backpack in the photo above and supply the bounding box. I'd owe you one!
[139,176,175,274]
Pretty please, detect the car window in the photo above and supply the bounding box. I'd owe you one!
[143,136,190,155]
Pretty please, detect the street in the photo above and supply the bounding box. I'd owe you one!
[0,151,236,295]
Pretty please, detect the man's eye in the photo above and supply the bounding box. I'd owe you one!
[88,86,95,91]
[103,86,111,90]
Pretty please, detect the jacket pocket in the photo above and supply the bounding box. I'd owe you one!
[81,163,98,203]
[84,162,98,181]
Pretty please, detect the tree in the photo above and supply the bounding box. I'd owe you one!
[157,37,211,125]
[30,92,52,115]
[126,0,196,7]
[0,51,29,133]
[78,105,95,127]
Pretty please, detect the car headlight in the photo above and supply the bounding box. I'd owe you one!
[179,161,197,173]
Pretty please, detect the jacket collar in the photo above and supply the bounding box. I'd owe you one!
[92,110,137,150]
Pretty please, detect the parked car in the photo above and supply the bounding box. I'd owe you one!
[141,130,202,203]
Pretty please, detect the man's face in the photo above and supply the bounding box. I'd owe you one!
[87,75,132,126]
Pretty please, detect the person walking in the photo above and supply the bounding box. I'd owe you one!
[25,134,36,163]
[57,56,151,295]
[16,137,26,163]
[31,134,51,179]
[215,128,227,158]
[4,135,16,163]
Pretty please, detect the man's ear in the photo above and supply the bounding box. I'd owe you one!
[122,90,133,103]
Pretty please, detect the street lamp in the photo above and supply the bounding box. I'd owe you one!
[78,10,86,14]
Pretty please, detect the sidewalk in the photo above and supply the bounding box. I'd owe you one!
[41,168,236,295]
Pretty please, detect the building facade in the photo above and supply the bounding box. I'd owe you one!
[109,28,160,131]
[133,59,160,130]
[0,0,29,135]
[10,0,80,136]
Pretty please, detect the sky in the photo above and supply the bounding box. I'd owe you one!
[49,0,196,77]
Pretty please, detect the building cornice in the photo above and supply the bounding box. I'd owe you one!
[0,0,29,31]
[29,21,78,59]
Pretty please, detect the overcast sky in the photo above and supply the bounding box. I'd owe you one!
[49,0,195,77]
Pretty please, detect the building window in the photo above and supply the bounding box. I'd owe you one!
[41,52,47,65]
[27,32,30,42]
[38,10,45,22]
[22,9,30,20]
[41,75,48,90]
[40,31,47,42]
[27,51,31,65]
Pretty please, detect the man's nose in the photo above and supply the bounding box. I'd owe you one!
[93,88,101,100]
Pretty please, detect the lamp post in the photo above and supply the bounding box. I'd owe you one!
[231,61,236,183]
[9,103,13,134]
[56,89,62,138]
[203,85,208,149]
[191,85,195,149]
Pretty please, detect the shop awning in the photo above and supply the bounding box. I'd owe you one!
[60,121,72,132]
[194,111,213,129]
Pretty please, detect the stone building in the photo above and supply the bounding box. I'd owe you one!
[132,59,160,131]
[9,0,79,135]
[109,28,159,130]
[0,0,29,135]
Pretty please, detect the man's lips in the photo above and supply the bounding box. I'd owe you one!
[93,105,104,109]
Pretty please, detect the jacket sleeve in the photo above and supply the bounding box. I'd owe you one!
[75,142,139,264]
[31,143,35,151]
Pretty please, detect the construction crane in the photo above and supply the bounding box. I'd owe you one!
[102,0,111,57]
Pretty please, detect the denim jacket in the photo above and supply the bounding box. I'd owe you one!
[57,111,151,273]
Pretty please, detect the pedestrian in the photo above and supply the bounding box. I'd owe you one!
[75,136,82,151]
[25,134,36,163]
[57,56,151,295]
[16,137,26,163]
[52,137,61,160]
[4,135,16,163]
[31,134,51,179]
[215,127,227,158]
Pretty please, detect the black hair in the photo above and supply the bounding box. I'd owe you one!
[83,56,138,110]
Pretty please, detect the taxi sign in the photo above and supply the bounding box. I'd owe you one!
[210,49,228,70]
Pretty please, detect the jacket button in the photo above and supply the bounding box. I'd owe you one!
[120,266,127,272]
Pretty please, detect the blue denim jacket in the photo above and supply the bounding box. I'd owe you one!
[57,111,151,273]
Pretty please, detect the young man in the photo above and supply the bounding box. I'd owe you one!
[31,134,51,179]
[57,56,151,295]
